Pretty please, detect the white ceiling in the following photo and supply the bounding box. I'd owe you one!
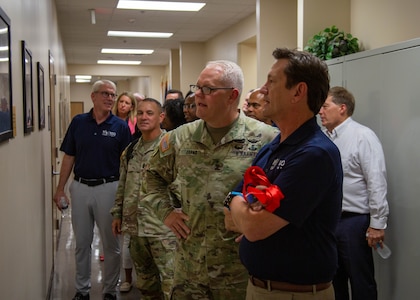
[56,0,257,67]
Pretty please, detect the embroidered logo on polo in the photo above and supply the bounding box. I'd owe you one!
[270,158,286,170]
[101,130,116,137]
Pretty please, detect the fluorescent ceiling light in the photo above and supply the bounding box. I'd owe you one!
[117,0,205,12]
[0,58,9,62]
[0,28,8,34]
[75,75,92,79]
[97,60,141,65]
[101,48,154,54]
[76,79,91,83]
[108,31,173,38]
[0,46,9,51]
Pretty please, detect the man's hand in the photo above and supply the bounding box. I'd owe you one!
[366,227,385,248]
[53,191,67,211]
[112,219,122,236]
[223,207,242,233]
[164,209,190,239]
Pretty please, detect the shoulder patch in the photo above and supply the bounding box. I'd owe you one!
[159,133,171,153]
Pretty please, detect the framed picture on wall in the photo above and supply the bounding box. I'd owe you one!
[22,40,34,134]
[37,62,45,130]
[0,7,13,143]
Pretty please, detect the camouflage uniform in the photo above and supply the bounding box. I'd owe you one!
[111,130,176,300]
[143,114,279,299]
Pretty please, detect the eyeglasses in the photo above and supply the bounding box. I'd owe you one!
[96,91,117,99]
[190,85,234,95]
[183,104,196,109]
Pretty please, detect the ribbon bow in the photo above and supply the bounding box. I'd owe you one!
[242,166,284,212]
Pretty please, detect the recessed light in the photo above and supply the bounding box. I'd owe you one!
[76,79,91,83]
[107,31,173,38]
[101,48,154,54]
[75,75,92,79]
[117,0,206,12]
[97,60,142,65]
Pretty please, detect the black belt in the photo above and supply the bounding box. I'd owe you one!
[74,176,119,187]
[250,276,331,293]
[341,211,368,218]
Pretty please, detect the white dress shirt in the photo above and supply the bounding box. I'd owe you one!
[325,117,389,229]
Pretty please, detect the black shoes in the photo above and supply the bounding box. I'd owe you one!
[72,291,115,300]
[72,292,90,300]
[103,293,117,300]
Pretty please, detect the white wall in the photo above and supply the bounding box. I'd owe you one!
[351,0,420,50]
[68,64,166,103]
[206,13,256,66]
[0,0,67,299]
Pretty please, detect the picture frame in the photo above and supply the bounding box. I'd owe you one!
[22,40,33,134]
[0,7,13,143]
[37,62,45,129]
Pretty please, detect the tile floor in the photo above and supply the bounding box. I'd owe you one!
[50,210,142,299]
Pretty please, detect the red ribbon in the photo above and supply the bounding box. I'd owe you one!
[242,166,284,212]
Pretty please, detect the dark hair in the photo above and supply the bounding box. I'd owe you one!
[142,97,163,112]
[163,99,186,129]
[184,90,194,99]
[272,48,330,114]
[328,86,355,116]
[166,89,184,100]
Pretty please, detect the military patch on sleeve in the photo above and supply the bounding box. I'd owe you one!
[160,133,171,153]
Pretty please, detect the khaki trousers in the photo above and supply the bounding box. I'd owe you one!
[246,279,335,300]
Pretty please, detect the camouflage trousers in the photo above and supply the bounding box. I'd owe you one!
[129,235,176,300]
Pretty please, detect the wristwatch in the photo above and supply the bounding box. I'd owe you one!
[223,191,243,210]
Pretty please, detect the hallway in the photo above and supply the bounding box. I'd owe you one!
[50,211,142,299]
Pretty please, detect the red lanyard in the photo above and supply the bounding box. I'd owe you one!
[242,166,284,212]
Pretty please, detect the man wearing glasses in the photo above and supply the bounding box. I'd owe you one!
[53,80,132,300]
[144,60,279,299]
[182,92,199,122]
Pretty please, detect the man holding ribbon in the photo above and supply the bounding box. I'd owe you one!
[144,60,279,299]
[226,48,343,300]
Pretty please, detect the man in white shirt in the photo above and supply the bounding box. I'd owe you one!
[319,86,390,300]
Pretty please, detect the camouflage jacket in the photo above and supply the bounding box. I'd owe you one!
[143,114,279,286]
[111,130,173,238]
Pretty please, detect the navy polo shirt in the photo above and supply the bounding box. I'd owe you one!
[239,117,343,284]
[60,109,131,179]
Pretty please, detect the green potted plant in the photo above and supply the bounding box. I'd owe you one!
[304,25,360,60]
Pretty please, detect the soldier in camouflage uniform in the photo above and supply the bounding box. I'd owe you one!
[111,98,176,300]
[143,60,279,299]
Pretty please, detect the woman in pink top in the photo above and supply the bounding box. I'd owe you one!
[112,92,137,134]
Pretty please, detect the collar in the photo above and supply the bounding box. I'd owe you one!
[326,117,352,140]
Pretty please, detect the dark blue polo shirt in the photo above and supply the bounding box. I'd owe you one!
[239,117,343,284]
[60,109,131,179]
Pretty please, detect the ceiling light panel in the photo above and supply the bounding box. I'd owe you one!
[117,0,206,12]
[97,60,142,65]
[107,31,173,38]
[101,48,154,54]
[76,79,91,83]
[75,75,92,79]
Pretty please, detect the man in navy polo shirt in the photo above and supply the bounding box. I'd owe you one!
[53,80,131,300]
[226,48,343,300]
